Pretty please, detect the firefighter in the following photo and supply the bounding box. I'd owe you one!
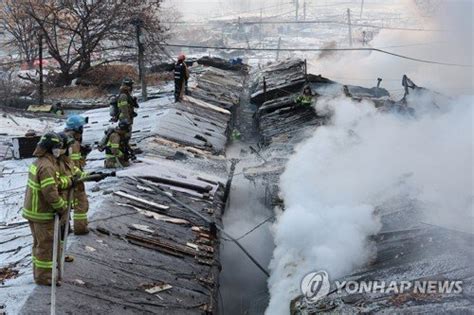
[104,120,132,168]
[55,132,81,266]
[117,78,138,130]
[22,132,70,285]
[295,85,313,107]
[64,115,91,235]
[50,102,64,116]
[174,54,189,102]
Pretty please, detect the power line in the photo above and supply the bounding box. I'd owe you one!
[166,17,446,33]
[206,1,294,20]
[236,19,445,32]
[162,43,473,67]
[133,177,270,277]
[222,215,275,242]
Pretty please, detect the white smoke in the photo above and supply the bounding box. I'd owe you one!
[265,92,473,314]
[309,1,473,97]
[265,2,472,313]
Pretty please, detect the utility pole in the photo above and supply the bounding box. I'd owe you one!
[377,78,382,88]
[238,16,241,33]
[259,8,263,46]
[360,0,364,19]
[131,18,147,101]
[276,37,282,60]
[347,8,353,47]
[304,59,307,81]
[37,31,44,106]
[263,76,267,102]
[303,0,306,20]
[295,0,299,21]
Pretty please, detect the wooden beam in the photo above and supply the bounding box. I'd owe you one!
[113,191,169,210]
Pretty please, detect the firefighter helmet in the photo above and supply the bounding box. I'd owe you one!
[37,132,63,150]
[122,77,134,88]
[65,114,87,132]
[57,132,75,148]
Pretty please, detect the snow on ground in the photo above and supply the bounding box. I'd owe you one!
[0,91,176,312]
[0,114,59,136]
[0,113,64,312]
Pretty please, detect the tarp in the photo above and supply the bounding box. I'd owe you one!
[27,104,53,112]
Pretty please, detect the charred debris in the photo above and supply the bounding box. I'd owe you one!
[243,59,473,313]
[2,56,467,314]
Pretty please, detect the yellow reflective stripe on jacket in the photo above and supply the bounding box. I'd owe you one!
[29,164,38,176]
[51,198,65,210]
[32,256,53,269]
[57,176,70,189]
[73,213,88,220]
[73,166,87,179]
[107,142,120,148]
[32,188,39,213]
[70,153,82,161]
[27,175,42,214]
[22,208,55,221]
[105,151,123,158]
[40,177,56,188]
[27,179,40,190]
[117,100,128,108]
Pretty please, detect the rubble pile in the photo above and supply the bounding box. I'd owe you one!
[189,65,245,110]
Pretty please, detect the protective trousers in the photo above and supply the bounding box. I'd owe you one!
[175,79,185,102]
[29,221,58,285]
[73,182,89,234]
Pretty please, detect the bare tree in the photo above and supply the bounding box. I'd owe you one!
[0,1,39,66]
[1,0,167,86]
[0,68,19,107]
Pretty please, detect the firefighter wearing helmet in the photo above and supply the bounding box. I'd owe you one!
[174,54,189,102]
[64,115,91,235]
[22,132,72,285]
[104,120,133,168]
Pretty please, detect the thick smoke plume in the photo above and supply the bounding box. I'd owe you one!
[266,1,472,313]
[265,93,473,314]
[310,1,473,96]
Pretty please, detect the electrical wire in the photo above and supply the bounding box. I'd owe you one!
[169,17,446,33]
[237,19,447,33]
[162,43,473,67]
[222,214,275,242]
[132,176,271,277]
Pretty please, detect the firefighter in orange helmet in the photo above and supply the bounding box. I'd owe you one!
[174,54,189,102]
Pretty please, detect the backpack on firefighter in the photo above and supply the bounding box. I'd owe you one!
[109,96,119,122]
[97,127,115,152]
[109,78,139,122]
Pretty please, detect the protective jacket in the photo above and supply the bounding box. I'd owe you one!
[174,62,189,102]
[22,153,68,222]
[117,86,136,124]
[65,130,86,169]
[295,95,313,106]
[105,131,129,168]
[64,130,90,234]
